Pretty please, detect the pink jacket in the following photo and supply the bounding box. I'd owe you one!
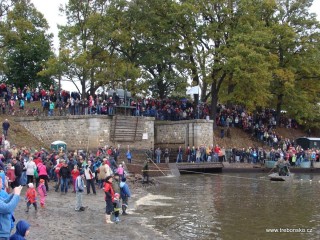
[117,167,124,175]
[37,163,48,176]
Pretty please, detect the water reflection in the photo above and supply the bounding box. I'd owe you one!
[136,173,320,240]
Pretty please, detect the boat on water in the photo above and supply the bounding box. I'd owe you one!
[268,172,294,181]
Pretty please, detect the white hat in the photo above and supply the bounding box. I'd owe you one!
[28,183,34,188]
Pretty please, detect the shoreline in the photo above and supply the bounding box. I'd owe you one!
[126,162,320,176]
[12,180,167,240]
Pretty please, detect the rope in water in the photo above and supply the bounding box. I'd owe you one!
[177,169,270,181]
[125,162,270,181]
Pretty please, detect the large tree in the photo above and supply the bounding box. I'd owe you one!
[169,0,274,124]
[267,0,320,127]
[58,0,138,98]
[1,0,53,88]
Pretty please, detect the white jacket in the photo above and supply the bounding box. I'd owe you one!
[25,161,36,176]
[84,164,95,180]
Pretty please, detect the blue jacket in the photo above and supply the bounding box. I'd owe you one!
[0,193,20,238]
[120,181,131,198]
[10,220,30,240]
[0,172,6,190]
[126,151,132,159]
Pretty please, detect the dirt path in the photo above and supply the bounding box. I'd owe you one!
[12,181,167,240]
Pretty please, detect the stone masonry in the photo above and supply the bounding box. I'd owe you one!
[16,116,213,153]
[16,115,154,151]
[154,119,214,149]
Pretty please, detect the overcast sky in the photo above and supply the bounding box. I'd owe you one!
[30,0,320,92]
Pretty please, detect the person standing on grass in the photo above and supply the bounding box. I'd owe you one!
[2,119,10,137]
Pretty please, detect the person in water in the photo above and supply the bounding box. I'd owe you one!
[275,158,290,176]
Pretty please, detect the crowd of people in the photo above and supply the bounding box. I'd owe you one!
[145,139,319,166]
[0,83,317,238]
[0,142,133,239]
[0,83,297,130]
[0,83,209,120]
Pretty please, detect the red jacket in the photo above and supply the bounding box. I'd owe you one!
[71,169,80,180]
[6,169,15,182]
[26,188,37,203]
[34,158,42,166]
[104,181,114,201]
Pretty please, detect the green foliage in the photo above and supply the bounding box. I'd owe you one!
[0,0,319,129]
[265,0,320,126]
[1,0,53,88]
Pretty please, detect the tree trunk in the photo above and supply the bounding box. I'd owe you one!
[276,94,283,127]
[201,81,208,103]
[211,81,218,128]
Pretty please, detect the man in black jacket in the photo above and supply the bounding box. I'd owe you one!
[59,161,71,194]
[12,158,22,188]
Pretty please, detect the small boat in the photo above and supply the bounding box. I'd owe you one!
[268,172,294,181]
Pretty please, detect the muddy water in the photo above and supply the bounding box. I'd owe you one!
[10,173,320,240]
[134,173,320,240]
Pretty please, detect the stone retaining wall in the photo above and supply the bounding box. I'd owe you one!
[16,116,213,153]
[154,119,214,149]
[15,115,154,151]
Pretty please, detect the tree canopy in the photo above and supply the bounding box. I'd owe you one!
[0,0,53,89]
[0,0,319,128]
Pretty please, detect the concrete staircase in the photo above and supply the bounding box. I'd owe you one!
[110,115,142,143]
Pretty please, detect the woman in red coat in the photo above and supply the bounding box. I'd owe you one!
[104,176,114,224]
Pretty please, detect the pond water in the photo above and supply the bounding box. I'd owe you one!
[135,173,320,240]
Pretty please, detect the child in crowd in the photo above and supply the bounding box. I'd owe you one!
[120,177,131,215]
[9,220,30,240]
[71,165,80,193]
[25,183,37,212]
[113,193,121,223]
[6,162,15,190]
[126,149,132,164]
[116,164,124,180]
[37,179,47,208]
